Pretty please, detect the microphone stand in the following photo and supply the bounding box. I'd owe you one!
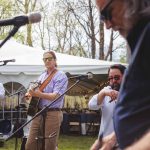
[0,26,20,48]
[0,60,15,66]
[5,79,81,149]
[0,62,9,66]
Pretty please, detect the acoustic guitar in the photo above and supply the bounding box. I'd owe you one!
[26,82,41,116]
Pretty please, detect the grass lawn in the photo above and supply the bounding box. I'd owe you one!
[0,134,97,150]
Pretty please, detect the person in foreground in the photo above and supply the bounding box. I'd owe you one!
[89,64,126,150]
[25,51,68,150]
[96,0,150,149]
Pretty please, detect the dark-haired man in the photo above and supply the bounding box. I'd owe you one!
[89,64,126,150]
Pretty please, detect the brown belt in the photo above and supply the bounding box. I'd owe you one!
[48,108,61,111]
[38,108,61,112]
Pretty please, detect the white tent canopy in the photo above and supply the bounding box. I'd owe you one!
[0,40,122,95]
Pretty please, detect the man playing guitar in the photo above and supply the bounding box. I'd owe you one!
[25,51,68,150]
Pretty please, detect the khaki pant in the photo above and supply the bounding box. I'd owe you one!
[25,111,63,150]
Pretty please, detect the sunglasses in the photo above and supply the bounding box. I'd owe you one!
[100,0,114,22]
[108,75,120,81]
[43,57,54,62]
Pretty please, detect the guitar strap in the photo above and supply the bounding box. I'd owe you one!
[39,69,57,92]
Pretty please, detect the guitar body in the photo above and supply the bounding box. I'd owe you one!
[25,82,40,116]
[27,96,40,116]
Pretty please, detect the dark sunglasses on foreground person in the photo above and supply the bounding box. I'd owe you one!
[100,0,114,22]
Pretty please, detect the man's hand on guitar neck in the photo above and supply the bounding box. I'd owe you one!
[25,81,41,100]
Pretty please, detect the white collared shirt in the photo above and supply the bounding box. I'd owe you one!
[88,86,116,137]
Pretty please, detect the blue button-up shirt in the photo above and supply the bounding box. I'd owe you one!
[37,70,68,109]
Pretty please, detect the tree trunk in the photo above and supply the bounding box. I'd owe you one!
[105,29,113,61]
[89,0,96,59]
[99,22,104,60]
